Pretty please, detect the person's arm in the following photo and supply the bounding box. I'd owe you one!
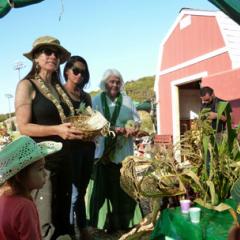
[208,99,233,122]
[208,112,227,122]
[15,80,83,140]
[132,102,141,128]
[125,97,141,137]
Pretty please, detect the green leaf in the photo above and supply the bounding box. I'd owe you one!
[216,101,228,130]
[206,180,219,205]
[76,102,87,114]
[231,178,240,202]
[182,169,204,192]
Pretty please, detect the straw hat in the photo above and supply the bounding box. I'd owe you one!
[0,135,62,185]
[23,35,71,64]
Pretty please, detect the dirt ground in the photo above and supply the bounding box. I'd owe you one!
[90,229,126,240]
[91,229,152,240]
[89,227,152,240]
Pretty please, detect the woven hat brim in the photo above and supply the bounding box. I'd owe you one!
[37,141,63,157]
[23,43,71,64]
[0,137,62,185]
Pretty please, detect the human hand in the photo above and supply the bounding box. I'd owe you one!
[208,112,227,121]
[57,123,85,140]
[208,112,217,120]
[124,127,139,137]
[114,127,126,135]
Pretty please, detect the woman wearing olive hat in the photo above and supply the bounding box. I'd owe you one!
[15,36,84,239]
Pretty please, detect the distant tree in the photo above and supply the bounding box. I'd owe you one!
[0,114,8,122]
[0,112,15,122]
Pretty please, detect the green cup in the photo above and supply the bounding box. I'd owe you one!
[189,207,201,223]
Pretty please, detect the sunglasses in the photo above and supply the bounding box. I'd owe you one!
[40,48,60,58]
[71,67,86,76]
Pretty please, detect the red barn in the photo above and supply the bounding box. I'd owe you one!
[154,8,240,145]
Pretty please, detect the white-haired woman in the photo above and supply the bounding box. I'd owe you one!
[88,69,142,233]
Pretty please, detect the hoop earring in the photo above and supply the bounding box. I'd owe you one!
[35,62,40,72]
[34,61,40,79]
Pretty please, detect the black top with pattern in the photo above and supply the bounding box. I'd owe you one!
[29,80,70,142]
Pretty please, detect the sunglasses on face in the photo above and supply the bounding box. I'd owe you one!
[40,48,60,58]
[71,67,85,76]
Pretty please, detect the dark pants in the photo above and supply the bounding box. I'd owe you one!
[70,141,95,230]
[45,144,73,240]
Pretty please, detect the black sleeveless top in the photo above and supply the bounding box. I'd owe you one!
[66,90,95,146]
[69,89,92,111]
[29,80,71,143]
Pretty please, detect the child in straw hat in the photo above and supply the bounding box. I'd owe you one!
[0,135,62,240]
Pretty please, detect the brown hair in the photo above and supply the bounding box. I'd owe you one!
[0,165,33,200]
[228,225,240,240]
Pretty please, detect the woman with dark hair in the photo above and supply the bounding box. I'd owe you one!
[63,56,95,240]
[15,36,84,240]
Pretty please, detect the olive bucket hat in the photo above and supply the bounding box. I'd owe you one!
[23,35,71,64]
[0,135,62,185]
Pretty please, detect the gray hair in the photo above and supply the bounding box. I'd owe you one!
[99,68,124,91]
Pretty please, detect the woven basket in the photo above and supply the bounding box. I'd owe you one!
[64,111,110,141]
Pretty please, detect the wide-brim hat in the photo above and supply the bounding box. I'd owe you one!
[0,135,62,185]
[23,35,71,64]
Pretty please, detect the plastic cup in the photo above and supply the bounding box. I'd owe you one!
[180,199,191,213]
[189,207,201,223]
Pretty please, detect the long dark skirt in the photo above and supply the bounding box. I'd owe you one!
[87,162,142,231]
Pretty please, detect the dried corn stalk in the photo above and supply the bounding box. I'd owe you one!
[121,105,240,211]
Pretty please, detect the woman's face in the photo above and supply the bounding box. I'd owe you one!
[25,158,47,191]
[66,61,86,86]
[105,75,122,98]
[35,47,60,73]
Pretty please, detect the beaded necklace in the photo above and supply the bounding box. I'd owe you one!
[35,75,75,122]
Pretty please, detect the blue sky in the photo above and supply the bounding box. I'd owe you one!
[0,0,217,114]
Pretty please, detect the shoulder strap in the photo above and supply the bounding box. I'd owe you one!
[28,79,39,92]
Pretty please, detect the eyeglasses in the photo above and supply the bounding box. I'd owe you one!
[40,48,60,58]
[71,67,85,76]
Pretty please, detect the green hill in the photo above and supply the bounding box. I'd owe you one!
[125,76,155,102]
